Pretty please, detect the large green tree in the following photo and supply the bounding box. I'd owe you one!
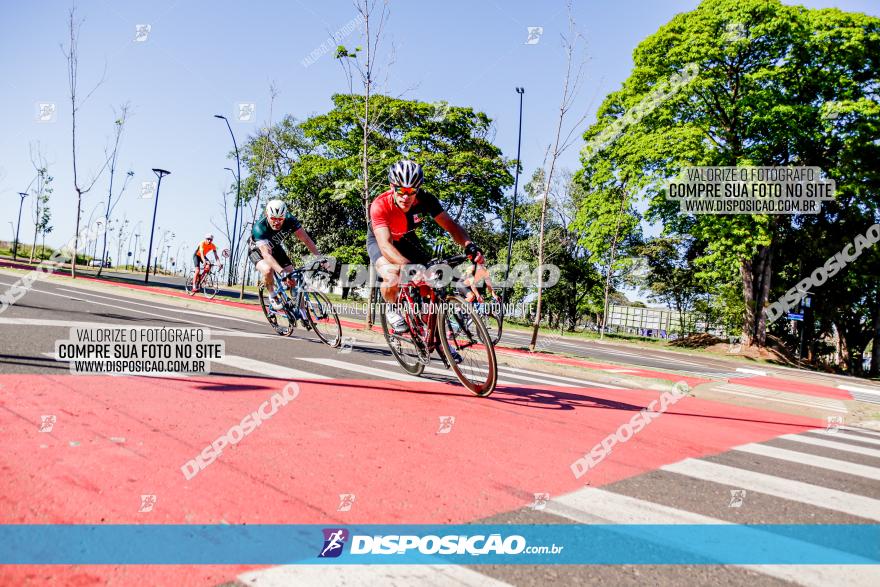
[241,94,513,261]
[576,0,880,359]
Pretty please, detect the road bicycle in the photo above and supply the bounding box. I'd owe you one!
[471,295,504,346]
[258,261,342,347]
[186,262,223,300]
[380,254,497,397]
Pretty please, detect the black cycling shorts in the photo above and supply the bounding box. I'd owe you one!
[249,242,292,269]
[367,233,432,266]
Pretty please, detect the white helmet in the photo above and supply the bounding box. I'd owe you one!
[266,199,288,218]
[388,160,423,189]
[205,233,214,240]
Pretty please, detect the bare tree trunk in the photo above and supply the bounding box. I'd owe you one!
[63,5,107,278]
[528,3,589,350]
[871,290,879,377]
[740,258,755,346]
[599,188,628,340]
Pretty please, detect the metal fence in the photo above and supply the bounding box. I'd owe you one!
[605,304,725,339]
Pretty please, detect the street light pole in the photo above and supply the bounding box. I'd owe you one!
[14,192,28,261]
[503,87,525,303]
[215,115,241,286]
[144,169,170,283]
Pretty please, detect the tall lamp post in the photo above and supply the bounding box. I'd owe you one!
[503,87,525,304]
[144,168,170,283]
[13,192,28,261]
[214,115,241,286]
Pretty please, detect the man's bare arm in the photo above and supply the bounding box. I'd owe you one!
[294,227,320,256]
[434,212,485,264]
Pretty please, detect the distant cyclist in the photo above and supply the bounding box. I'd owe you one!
[249,199,325,310]
[367,160,484,333]
[457,263,499,305]
[191,233,220,293]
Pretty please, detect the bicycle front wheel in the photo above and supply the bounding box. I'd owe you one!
[259,283,296,336]
[379,301,426,376]
[303,290,342,347]
[201,272,218,299]
[439,296,497,397]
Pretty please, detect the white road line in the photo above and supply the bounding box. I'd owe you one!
[733,443,880,481]
[735,367,768,376]
[498,365,628,389]
[811,430,880,447]
[55,286,262,326]
[715,384,848,413]
[661,458,880,521]
[300,357,426,382]
[839,426,880,439]
[238,565,513,587]
[548,487,879,586]
[838,384,880,397]
[0,282,242,334]
[373,359,606,389]
[0,317,273,338]
[215,355,330,380]
[780,433,880,458]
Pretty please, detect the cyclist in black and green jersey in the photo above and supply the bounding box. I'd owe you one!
[248,199,325,310]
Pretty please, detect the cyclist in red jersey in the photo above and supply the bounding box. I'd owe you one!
[366,160,484,333]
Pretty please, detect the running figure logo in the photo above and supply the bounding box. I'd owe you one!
[531,492,550,510]
[437,416,455,434]
[39,415,57,432]
[826,415,844,433]
[139,494,157,513]
[728,489,746,508]
[337,493,356,512]
[318,528,349,558]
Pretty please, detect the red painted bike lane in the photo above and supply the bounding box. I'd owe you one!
[0,372,822,585]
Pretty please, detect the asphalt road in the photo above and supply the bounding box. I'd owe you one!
[1,269,879,586]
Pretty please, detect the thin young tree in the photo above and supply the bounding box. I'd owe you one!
[28,143,54,263]
[529,3,592,350]
[61,3,110,278]
[336,0,394,328]
[98,103,133,276]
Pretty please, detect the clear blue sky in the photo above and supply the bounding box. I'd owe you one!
[2,0,877,265]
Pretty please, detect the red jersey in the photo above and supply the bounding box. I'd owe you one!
[368,189,444,241]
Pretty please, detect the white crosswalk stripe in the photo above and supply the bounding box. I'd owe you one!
[214,354,330,380]
[494,364,628,389]
[238,564,514,586]
[546,487,879,586]
[301,357,426,382]
[661,458,880,521]
[811,429,880,446]
[714,383,848,412]
[373,360,622,390]
[733,442,880,481]
[780,433,880,458]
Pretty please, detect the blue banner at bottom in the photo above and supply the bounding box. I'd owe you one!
[0,524,877,565]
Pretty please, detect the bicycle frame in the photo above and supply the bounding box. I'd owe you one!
[392,255,474,367]
[264,265,325,318]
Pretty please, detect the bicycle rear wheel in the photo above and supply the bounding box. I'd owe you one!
[439,296,497,397]
[379,301,426,376]
[259,283,296,336]
[303,290,342,347]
